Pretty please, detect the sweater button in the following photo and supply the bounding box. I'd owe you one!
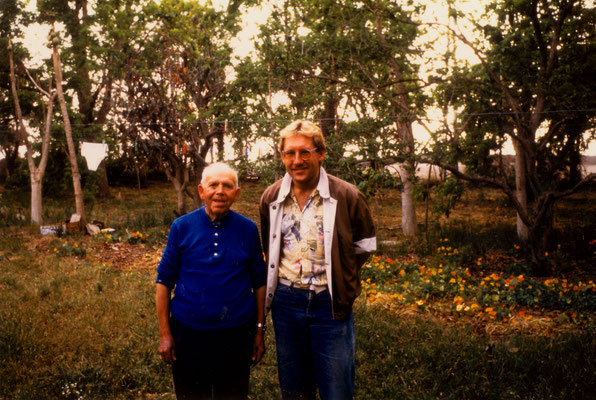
[272,205,276,210]
[270,264,275,269]
[273,234,276,239]
[268,293,273,297]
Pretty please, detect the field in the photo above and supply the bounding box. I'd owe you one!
[0,181,595,399]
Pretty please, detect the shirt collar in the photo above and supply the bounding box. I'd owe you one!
[200,206,233,227]
[275,166,330,203]
[316,167,331,199]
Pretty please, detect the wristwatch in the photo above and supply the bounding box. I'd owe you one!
[256,322,266,332]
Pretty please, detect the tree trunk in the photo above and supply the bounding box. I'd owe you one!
[398,162,418,236]
[395,119,418,236]
[513,139,529,241]
[174,183,186,216]
[373,13,419,237]
[191,173,201,211]
[165,162,189,216]
[135,162,142,193]
[96,162,111,198]
[527,193,556,276]
[193,163,207,210]
[30,176,43,225]
[320,96,338,137]
[52,32,86,226]
[1,145,19,180]
[528,227,551,276]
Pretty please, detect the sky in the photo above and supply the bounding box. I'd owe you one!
[15,0,596,159]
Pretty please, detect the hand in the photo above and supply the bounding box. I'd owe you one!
[252,331,265,365]
[158,333,176,364]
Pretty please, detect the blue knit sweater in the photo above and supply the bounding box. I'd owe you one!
[156,207,266,330]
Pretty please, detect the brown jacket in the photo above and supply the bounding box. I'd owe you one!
[260,168,376,319]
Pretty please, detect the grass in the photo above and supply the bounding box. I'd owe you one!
[0,181,594,399]
[354,304,594,400]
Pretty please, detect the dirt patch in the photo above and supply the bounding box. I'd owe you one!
[20,231,164,271]
[90,242,163,270]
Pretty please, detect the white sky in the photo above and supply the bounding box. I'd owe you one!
[15,0,596,158]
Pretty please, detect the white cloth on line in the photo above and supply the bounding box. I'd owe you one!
[80,142,108,171]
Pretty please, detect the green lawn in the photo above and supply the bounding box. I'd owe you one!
[0,182,594,399]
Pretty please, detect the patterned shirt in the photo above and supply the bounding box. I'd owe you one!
[278,189,327,288]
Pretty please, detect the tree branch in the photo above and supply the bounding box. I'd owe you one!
[22,62,52,98]
[552,173,595,201]
[530,0,548,68]
[435,22,527,136]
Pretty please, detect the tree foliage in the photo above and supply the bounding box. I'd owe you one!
[429,0,595,273]
[237,0,427,234]
[115,0,242,215]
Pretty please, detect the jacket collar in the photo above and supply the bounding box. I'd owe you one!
[275,166,331,204]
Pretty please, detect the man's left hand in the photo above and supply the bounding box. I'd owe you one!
[252,331,265,364]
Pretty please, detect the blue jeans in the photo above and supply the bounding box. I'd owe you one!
[272,284,355,400]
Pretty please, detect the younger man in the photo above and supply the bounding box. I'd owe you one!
[260,120,376,400]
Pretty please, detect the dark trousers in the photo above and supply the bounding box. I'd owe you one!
[170,317,255,400]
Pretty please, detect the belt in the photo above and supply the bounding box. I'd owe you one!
[278,277,328,294]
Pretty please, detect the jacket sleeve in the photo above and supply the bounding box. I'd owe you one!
[259,192,271,260]
[351,190,376,267]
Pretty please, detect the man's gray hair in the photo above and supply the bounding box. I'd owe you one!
[200,162,239,187]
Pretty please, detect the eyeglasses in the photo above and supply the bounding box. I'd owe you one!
[281,148,319,160]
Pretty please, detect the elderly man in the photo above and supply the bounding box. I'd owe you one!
[260,120,376,400]
[156,162,266,400]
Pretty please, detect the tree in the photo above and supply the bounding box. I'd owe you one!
[429,0,595,274]
[0,0,32,182]
[3,0,59,225]
[52,27,86,226]
[353,0,427,236]
[36,0,146,197]
[117,0,241,215]
[244,0,427,235]
[8,38,56,225]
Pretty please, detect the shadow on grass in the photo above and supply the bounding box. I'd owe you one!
[355,302,595,400]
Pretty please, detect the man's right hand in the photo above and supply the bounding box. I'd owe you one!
[159,333,176,364]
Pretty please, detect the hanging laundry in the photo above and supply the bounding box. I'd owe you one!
[80,142,108,171]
